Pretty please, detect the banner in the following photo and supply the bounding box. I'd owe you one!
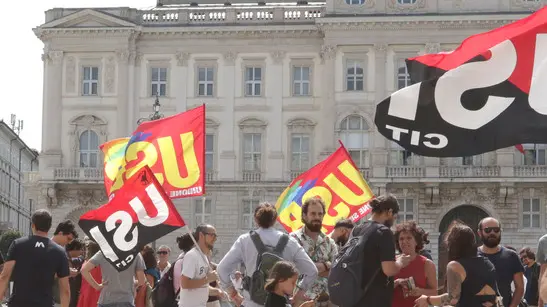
[374,7,547,157]
[275,143,374,234]
[79,166,186,271]
[101,105,205,199]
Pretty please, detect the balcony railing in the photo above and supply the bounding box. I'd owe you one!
[439,166,500,177]
[242,171,262,182]
[54,168,104,181]
[514,165,547,177]
[386,166,425,178]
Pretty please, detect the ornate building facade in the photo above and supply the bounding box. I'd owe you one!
[29,0,547,278]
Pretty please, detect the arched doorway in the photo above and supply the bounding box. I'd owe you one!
[437,205,489,291]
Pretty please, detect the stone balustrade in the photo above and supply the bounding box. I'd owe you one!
[53,167,104,182]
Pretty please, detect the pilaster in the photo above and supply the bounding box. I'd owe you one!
[41,50,64,167]
[175,51,190,113]
[320,44,337,156]
[218,51,237,180]
[496,147,515,177]
[374,43,388,101]
[116,50,130,137]
[266,50,285,181]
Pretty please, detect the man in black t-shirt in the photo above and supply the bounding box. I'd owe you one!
[0,209,70,307]
[354,194,411,306]
[477,217,524,307]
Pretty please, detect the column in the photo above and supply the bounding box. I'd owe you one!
[496,148,515,177]
[41,51,64,171]
[319,44,337,159]
[266,51,285,181]
[218,52,237,180]
[175,51,190,113]
[116,50,129,137]
[372,44,388,177]
[130,53,143,133]
[127,51,136,133]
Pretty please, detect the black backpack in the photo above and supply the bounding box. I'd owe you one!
[246,231,289,305]
[151,259,181,307]
[328,222,381,307]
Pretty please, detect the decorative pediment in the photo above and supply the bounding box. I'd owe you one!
[40,9,137,29]
[69,114,108,128]
[287,118,316,128]
[206,118,220,128]
[238,117,267,128]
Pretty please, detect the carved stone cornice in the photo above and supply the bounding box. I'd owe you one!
[374,43,388,54]
[223,51,237,66]
[176,51,190,66]
[425,42,441,54]
[43,50,64,65]
[116,49,130,63]
[270,50,286,64]
[319,44,336,63]
[316,19,519,32]
[387,0,426,11]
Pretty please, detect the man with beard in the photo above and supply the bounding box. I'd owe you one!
[477,217,524,307]
[350,194,412,307]
[330,219,354,247]
[290,198,338,306]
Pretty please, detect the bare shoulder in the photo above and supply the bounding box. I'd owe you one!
[424,258,436,269]
[447,260,464,272]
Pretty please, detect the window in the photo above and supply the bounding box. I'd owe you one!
[151,67,167,96]
[397,0,416,3]
[339,115,369,168]
[292,66,311,96]
[346,59,364,91]
[522,144,546,165]
[205,134,214,173]
[242,199,258,229]
[198,67,215,96]
[522,198,540,228]
[389,143,414,166]
[194,199,212,226]
[79,130,99,168]
[462,156,474,166]
[245,67,262,96]
[397,59,411,90]
[291,134,310,171]
[399,198,414,221]
[243,133,262,172]
[345,0,365,3]
[82,66,99,96]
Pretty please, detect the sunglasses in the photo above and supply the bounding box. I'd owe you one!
[483,227,501,234]
[203,232,218,238]
[157,251,169,255]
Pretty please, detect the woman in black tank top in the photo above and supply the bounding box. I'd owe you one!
[415,222,500,307]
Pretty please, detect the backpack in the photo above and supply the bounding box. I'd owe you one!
[151,258,181,307]
[328,222,381,307]
[248,231,289,305]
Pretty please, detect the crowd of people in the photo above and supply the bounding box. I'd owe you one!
[0,194,546,307]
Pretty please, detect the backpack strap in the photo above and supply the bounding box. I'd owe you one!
[274,234,289,254]
[249,230,267,254]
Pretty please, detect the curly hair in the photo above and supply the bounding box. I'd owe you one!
[254,202,277,228]
[393,221,429,253]
[444,220,477,261]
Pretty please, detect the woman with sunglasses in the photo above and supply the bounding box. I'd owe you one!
[157,245,172,278]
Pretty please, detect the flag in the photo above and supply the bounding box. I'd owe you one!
[79,166,186,272]
[101,105,205,199]
[374,7,547,157]
[275,143,374,234]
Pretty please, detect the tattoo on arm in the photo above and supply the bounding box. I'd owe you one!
[440,266,462,305]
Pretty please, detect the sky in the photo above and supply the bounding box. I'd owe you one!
[0,0,155,151]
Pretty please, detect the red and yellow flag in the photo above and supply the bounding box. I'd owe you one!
[100,105,205,199]
[275,143,374,234]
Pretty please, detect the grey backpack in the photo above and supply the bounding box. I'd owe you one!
[248,231,289,305]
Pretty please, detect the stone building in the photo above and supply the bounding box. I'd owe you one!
[0,120,38,236]
[29,0,546,280]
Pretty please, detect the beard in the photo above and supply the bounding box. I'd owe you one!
[335,235,348,246]
[384,218,395,228]
[481,234,501,248]
[305,220,323,232]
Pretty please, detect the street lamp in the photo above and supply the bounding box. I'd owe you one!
[137,93,165,125]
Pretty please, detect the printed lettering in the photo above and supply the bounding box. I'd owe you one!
[423,133,448,149]
[157,133,200,188]
[89,226,119,262]
[129,184,169,227]
[106,211,138,252]
[529,33,547,115]
[385,125,448,149]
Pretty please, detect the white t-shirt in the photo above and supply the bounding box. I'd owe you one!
[179,248,209,307]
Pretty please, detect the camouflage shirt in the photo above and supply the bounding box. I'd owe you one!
[289,227,338,299]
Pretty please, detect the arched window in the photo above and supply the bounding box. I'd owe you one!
[79,130,99,168]
[345,0,365,4]
[339,115,369,168]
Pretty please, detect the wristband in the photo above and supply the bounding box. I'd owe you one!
[426,296,431,305]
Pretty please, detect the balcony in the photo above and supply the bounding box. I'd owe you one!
[242,171,262,182]
[53,167,104,182]
[439,166,500,177]
[514,165,547,177]
[386,166,425,178]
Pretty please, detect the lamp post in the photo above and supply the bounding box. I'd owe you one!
[137,94,164,250]
[137,93,164,125]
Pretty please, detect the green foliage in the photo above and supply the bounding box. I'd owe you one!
[0,229,22,259]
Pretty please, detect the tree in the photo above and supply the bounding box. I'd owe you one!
[0,229,22,259]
